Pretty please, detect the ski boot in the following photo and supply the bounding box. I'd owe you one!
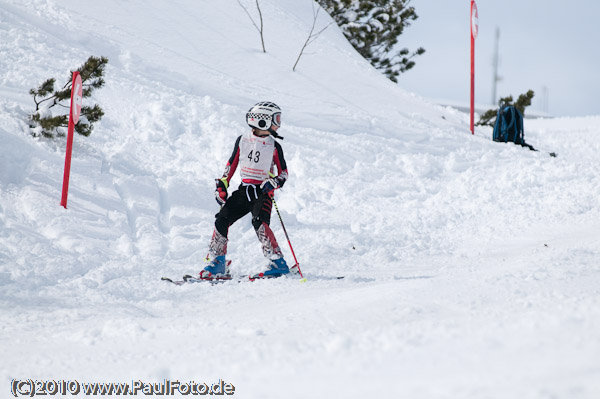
[250,257,290,280]
[199,255,230,280]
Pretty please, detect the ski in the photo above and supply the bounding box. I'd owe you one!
[183,274,242,284]
[248,272,287,281]
[161,273,343,285]
[161,276,187,286]
[161,273,285,285]
[160,276,235,285]
[161,261,343,285]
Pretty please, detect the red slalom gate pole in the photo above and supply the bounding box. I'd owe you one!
[60,71,83,209]
[470,1,479,134]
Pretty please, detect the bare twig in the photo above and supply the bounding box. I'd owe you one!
[293,2,332,71]
[237,0,266,52]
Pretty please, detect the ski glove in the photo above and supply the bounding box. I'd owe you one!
[260,177,280,195]
[215,178,228,206]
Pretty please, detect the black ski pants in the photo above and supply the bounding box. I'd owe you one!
[215,184,273,237]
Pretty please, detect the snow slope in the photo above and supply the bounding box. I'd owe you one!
[1,1,600,398]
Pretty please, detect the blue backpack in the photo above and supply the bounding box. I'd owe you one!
[492,105,524,145]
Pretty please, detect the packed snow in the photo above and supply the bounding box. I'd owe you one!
[1,1,599,398]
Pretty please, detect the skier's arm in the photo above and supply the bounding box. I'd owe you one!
[272,141,288,187]
[221,135,242,185]
[261,142,288,195]
[214,135,242,206]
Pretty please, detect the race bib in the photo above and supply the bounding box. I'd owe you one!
[239,133,275,182]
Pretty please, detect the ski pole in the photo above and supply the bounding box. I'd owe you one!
[267,172,304,280]
[270,194,305,281]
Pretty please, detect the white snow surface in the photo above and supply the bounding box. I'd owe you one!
[1,1,600,398]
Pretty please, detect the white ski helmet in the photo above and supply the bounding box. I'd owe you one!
[246,101,281,130]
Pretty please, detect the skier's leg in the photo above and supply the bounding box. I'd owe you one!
[252,195,288,275]
[201,189,250,278]
[254,221,283,259]
[214,189,250,239]
[207,228,228,259]
[201,227,228,278]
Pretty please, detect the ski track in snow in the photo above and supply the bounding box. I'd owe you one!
[1,1,600,398]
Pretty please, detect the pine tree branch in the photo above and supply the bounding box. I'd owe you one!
[28,56,108,138]
[476,90,535,126]
[318,0,423,81]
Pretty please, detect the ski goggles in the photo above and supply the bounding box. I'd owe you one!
[247,112,282,129]
[272,112,281,127]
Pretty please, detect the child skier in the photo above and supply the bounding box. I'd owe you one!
[199,101,290,280]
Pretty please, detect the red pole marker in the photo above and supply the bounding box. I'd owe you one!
[470,0,479,135]
[60,71,83,209]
